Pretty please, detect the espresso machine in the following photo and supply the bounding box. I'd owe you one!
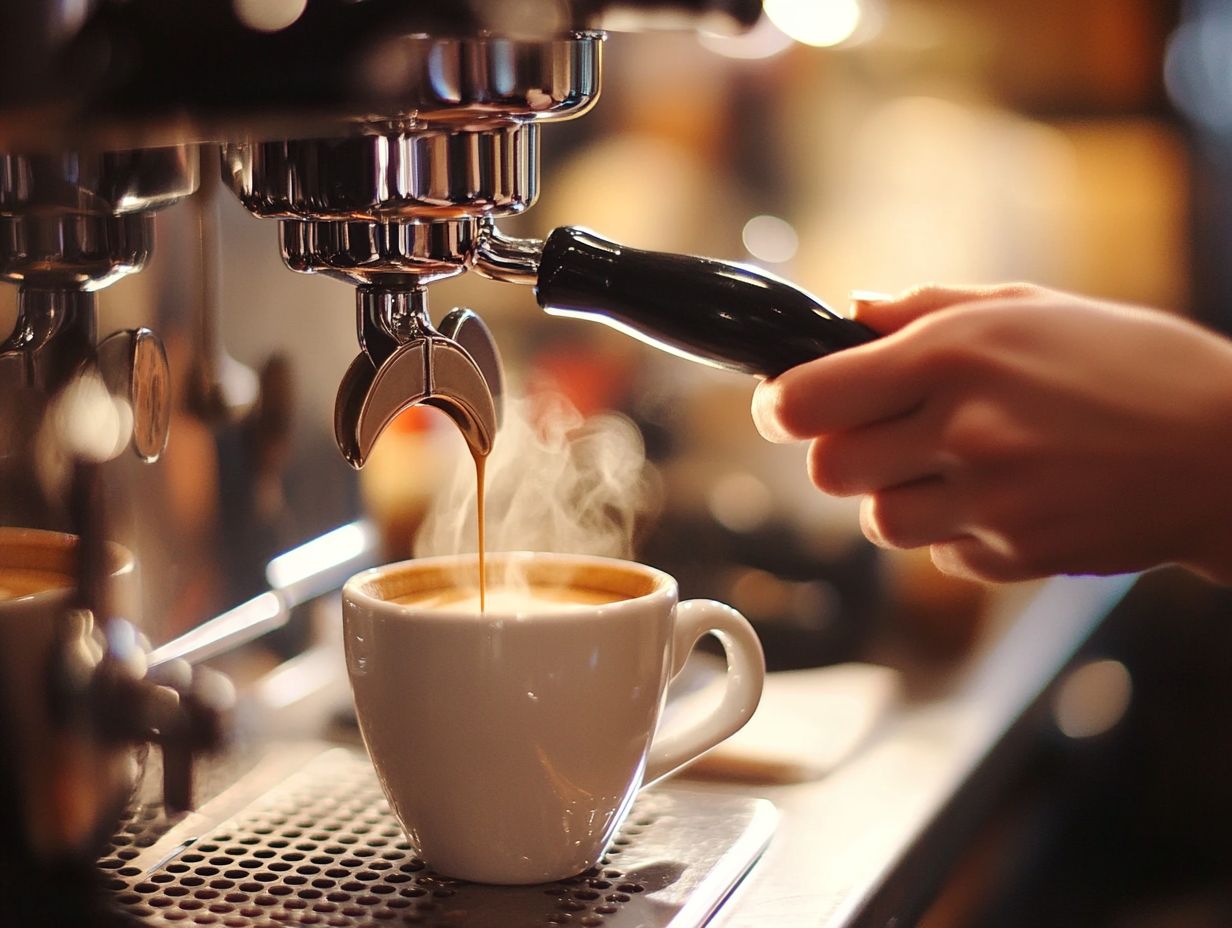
[0,2,870,924]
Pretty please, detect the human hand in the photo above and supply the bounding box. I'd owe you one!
[752,283,1232,584]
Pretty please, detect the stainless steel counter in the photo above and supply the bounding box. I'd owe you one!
[698,574,1136,927]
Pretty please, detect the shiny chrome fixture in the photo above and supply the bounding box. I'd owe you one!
[0,147,198,462]
[224,31,602,466]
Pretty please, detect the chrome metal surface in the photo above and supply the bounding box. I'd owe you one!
[102,746,776,928]
[333,286,499,467]
[221,33,599,470]
[0,213,152,290]
[0,147,199,218]
[95,327,172,463]
[335,337,498,468]
[474,221,544,286]
[328,32,602,130]
[150,592,288,673]
[417,338,499,457]
[280,217,478,287]
[0,287,74,356]
[227,125,539,222]
[359,287,435,359]
[0,145,194,297]
[0,143,196,465]
[4,288,95,394]
[148,521,381,669]
[437,308,505,428]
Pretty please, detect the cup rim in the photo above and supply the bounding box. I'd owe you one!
[0,526,135,608]
[343,550,676,619]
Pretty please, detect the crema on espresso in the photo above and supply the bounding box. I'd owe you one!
[0,568,72,601]
[393,584,623,615]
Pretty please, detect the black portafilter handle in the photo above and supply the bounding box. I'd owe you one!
[535,227,879,378]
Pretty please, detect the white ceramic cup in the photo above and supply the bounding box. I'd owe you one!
[342,551,765,885]
[0,527,137,859]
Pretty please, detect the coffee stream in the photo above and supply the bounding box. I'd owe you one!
[474,450,486,613]
[416,392,656,605]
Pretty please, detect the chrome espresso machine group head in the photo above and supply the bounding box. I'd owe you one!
[220,29,603,465]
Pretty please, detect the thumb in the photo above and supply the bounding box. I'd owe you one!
[851,283,1040,334]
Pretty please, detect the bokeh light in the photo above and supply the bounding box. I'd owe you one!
[764,0,862,48]
[742,214,799,264]
[233,0,308,33]
[699,15,795,60]
[1052,659,1133,739]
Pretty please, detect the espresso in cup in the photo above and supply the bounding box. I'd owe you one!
[343,551,765,885]
[392,582,624,614]
[0,567,73,601]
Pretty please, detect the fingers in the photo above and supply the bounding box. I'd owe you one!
[852,282,1040,334]
[808,410,941,496]
[858,478,963,550]
[751,339,927,442]
[754,281,1051,443]
[860,473,1059,582]
[857,480,1041,583]
[930,537,1031,584]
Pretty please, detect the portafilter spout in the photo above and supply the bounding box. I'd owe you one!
[230,208,506,468]
[334,284,502,468]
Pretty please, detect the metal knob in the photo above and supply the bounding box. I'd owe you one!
[96,327,172,463]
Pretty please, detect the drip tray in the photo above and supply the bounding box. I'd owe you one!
[102,746,776,928]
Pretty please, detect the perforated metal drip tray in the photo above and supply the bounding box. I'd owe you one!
[102,747,776,928]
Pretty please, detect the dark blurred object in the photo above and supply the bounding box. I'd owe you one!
[0,480,231,928]
[931,0,1180,116]
[917,569,1232,928]
[1167,0,1232,336]
[643,514,883,671]
[0,0,758,147]
[880,550,989,664]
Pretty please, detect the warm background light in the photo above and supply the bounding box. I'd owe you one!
[699,15,795,60]
[1052,659,1133,740]
[233,0,307,33]
[764,0,863,48]
[742,214,800,265]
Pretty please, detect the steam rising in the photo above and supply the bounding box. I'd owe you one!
[414,391,659,573]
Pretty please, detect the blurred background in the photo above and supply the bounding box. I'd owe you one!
[6,0,1232,923]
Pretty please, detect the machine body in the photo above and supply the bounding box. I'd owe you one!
[0,1,880,923]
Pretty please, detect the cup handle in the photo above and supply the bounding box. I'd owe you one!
[643,599,765,786]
